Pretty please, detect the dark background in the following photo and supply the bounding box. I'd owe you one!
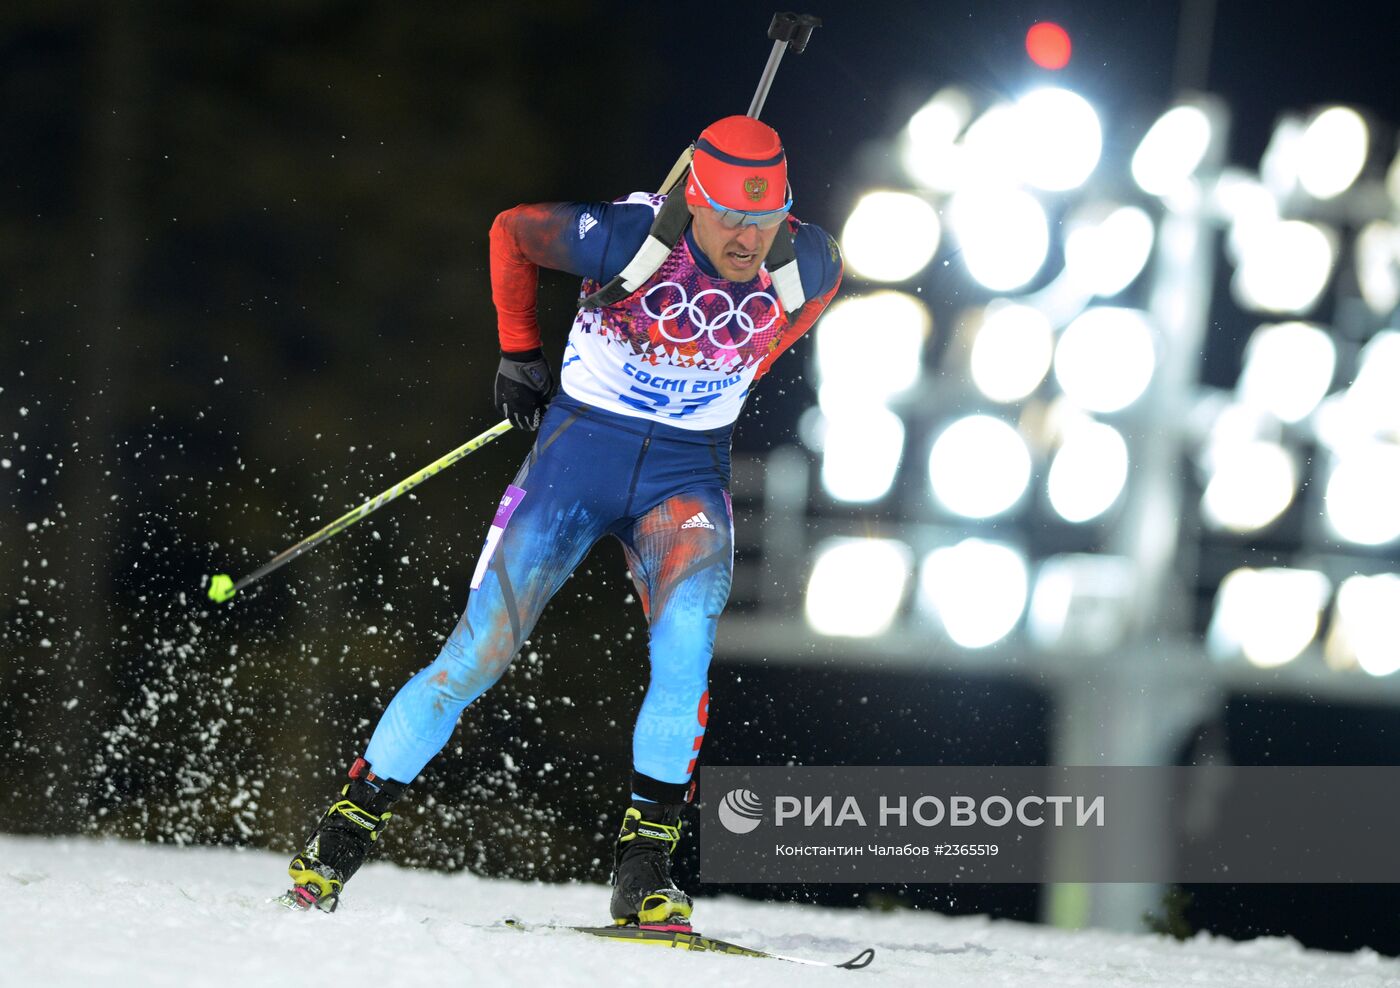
[5,0,1400,957]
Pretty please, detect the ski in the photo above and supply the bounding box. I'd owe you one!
[500,918,875,969]
[271,892,875,968]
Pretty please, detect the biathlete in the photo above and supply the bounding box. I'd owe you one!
[280,115,843,926]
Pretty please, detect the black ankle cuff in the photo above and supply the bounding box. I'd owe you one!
[350,757,407,791]
[346,758,407,811]
[631,771,694,805]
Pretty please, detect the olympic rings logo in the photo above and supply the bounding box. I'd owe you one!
[641,281,779,348]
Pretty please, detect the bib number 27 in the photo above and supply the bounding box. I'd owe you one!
[618,387,723,418]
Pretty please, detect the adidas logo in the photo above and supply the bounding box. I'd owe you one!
[578,212,598,239]
[681,511,715,531]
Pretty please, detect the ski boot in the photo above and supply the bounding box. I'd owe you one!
[609,801,693,928]
[276,758,406,913]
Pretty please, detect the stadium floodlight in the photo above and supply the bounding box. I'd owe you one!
[1296,106,1369,200]
[1231,220,1336,315]
[918,539,1029,648]
[902,87,974,192]
[1216,170,1282,264]
[949,185,1050,292]
[1356,221,1400,317]
[841,190,942,283]
[1260,115,1305,199]
[1012,88,1102,192]
[1027,553,1136,654]
[928,414,1032,519]
[819,406,905,503]
[1324,442,1400,546]
[957,90,1102,193]
[1046,418,1129,523]
[1344,330,1400,438]
[1236,322,1337,424]
[960,103,1020,183]
[805,537,912,637]
[1207,567,1330,668]
[1131,104,1214,198]
[1200,439,1298,533]
[815,291,929,412]
[1052,307,1156,413]
[969,301,1055,403]
[1314,332,1400,450]
[1329,574,1400,677]
[1063,203,1156,298]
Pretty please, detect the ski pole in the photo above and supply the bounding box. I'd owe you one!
[747,12,822,119]
[655,12,817,194]
[653,11,821,195]
[207,418,514,603]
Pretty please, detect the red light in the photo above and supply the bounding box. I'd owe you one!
[1026,21,1071,70]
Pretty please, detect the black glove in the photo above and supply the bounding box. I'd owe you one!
[495,348,558,431]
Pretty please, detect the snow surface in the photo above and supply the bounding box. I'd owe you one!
[3,835,1396,988]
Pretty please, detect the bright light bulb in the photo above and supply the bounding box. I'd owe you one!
[1217,170,1282,264]
[1208,567,1329,668]
[1260,116,1306,198]
[1053,308,1156,413]
[842,191,941,283]
[1356,221,1400,317]
[1344,330,1400,439]
[1333,575,1400,677]
[949,186,1049,291]
[903,88,974,192]
[928,415,1032,518]
[820,407,905,503]
[1046,419,1129,523]
[1297,106,1369,200]
[805,538,911,637]
[970,302,1054,403]
[961,104,1020,184]
[1064,203,1156,297]
[1013,88,1102,192]
[1201,440,1297,533]
[1132,104,1214,197]
[816,292,929,411]
[1237,322,1336,423]
[1232,220,1335,314]
[919,540,1028,648]
[1325,443,1400,546]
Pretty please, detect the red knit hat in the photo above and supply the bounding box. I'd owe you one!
[684,116,789,213]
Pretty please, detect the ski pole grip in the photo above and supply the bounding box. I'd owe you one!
[767,12,822,54]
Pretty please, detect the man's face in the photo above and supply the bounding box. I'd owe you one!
[687,203,782,282]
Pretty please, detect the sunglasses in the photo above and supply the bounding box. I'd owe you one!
[690,167,793,230]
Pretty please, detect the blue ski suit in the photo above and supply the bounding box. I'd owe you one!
[364,192,843,797]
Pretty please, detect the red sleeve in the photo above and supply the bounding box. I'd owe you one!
[489,204,549,353]
[489,200,648,352]
[751,267,843,384]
